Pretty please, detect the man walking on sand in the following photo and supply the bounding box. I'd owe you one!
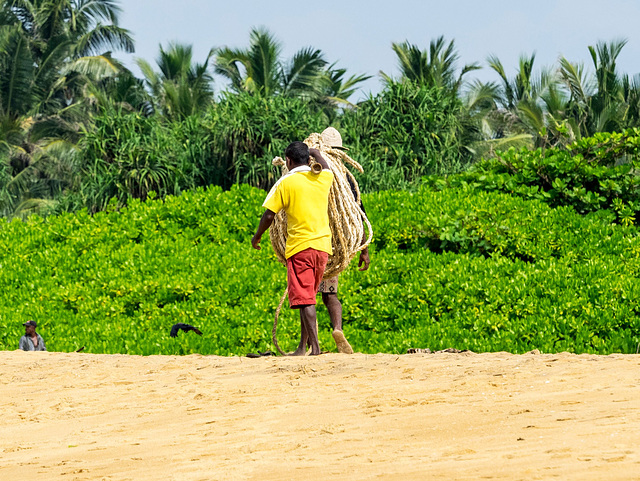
[252,142,333,356]
[319,127,371,354]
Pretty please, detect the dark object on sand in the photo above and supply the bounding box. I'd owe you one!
[170,323,203,338]
[246,350,276,358]
[407,348,432,354]
[407,347,471,354]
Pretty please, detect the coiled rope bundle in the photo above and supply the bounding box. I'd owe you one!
[269,132,373,355]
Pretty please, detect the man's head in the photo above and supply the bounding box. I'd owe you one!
[23,320,36,336]
[321,127,347,150]
[285,141,309,170]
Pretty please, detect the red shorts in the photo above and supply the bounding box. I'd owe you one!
[286,248,329,308]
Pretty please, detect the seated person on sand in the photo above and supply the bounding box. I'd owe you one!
[19,320,47,351]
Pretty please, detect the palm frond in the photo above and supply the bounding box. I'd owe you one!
[63,53,123,80]
[214,47,250,93]
[559,57,592,105]
[469,133,534,159]
[157,42,194,80]
[463,80,500,111]
[74,23,134,56]
[0,24,35,117]
[29,115,80,143]
[517,99,545,133]
[540,80,568,118]
[247,27,282,96]
[391,41,428,85]
[322,64,371,104]
[453,62,481,94]
[282,47,326,97]
[74,0,123,26]
[12,197,57,217]
[486,54,514,109]
[430,36,459,86]
[514,53,536,101]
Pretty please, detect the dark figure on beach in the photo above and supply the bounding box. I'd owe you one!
[169,323,203,338]
[19,320,46,351]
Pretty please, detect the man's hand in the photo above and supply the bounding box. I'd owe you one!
[251,234,262,250]
[358,248,370,271]
[309,148,330,171]
[252,209,276,250]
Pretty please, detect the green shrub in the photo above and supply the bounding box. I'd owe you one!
[367,186,640,263]
[65,107,184,213]
[204,93,325,189]
[2,183,640,355]
[429,129,640,224]
[340,81,470,192]
[62,95,325,214]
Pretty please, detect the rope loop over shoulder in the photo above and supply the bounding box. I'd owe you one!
[268,133,373,280]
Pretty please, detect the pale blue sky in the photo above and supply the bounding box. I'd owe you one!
[118,0,640,100]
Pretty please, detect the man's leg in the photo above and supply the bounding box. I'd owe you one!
[291,304,320,356]
[291,310,309,356]
[322,292,354,354]
[322,292,343,331]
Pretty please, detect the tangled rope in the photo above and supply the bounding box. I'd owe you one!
[269,133,373,355]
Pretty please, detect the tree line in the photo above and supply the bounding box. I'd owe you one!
[2,0,640,218]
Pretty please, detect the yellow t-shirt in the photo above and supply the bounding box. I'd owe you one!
[263,166,334,259]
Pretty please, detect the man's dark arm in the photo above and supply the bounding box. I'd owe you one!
[309,148,330,171]
[358,246,370,271]
[252,209,276,250]
[347,175,366,214]
[345,175,371,271]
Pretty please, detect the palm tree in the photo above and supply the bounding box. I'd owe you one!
[214,28,282,97]
[2,0,134,115]
[487,53,542,111]
[383,36,480,96]
[471,52,579,150]
[589,39,627,123]
[560,39,629,136]
[0,0,134,217]
[86,71,153,115]
[321,64,371,104]
[281,46,328,99]
[137,43,214,119]
[214,27,328,99]
[460,79,532,157]
[622,73,640,128]
[314,63,371,122]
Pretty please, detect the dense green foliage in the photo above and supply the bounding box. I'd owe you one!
[3,2,640,357]
[340,82,470,192]
[0,0,135,216]
[2,185,279,355]
[56,84,471,215]
[5,1,640,217]
[430,129,640,224]
[57,95,325,213]
[2,182,639,355]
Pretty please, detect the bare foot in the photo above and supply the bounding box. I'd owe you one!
[332,330,354,354]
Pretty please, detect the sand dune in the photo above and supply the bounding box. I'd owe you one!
[0,350,638,480]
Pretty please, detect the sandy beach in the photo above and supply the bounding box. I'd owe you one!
[0,350,638,480]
